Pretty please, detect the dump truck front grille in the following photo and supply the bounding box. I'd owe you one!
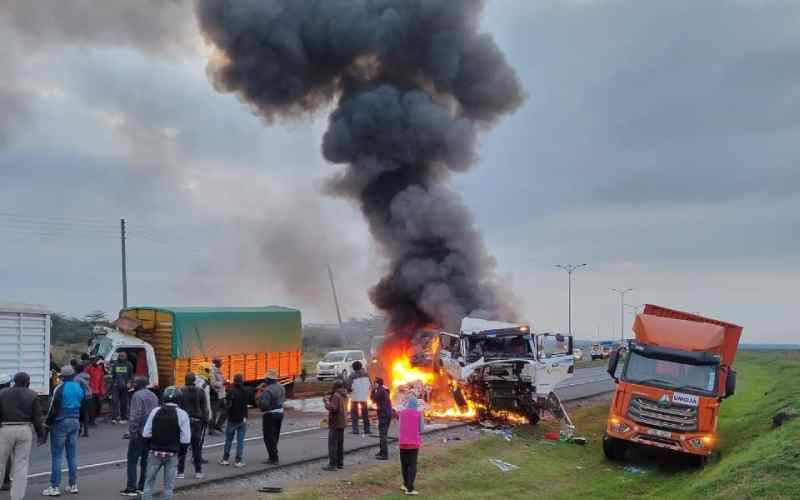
[627,397,697,432]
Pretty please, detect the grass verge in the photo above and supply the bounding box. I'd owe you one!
[281,351,799,499]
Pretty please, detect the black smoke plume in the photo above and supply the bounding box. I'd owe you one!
[196,0,524,332]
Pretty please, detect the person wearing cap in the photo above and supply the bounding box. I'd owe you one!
[141,386,191,500]
[210,358,227,432]
[257,369,285,465]
[43,365,87,496]
[111,352,134,424]
[121,376,159,497]
[0,372,46,500]
[371,377,393,460]
[397,395,425,496]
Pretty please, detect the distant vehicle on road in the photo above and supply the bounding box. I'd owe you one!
[316,350,365,381]
[600,341,615,359]
[92,306,302,396]
[590,344,603,360]
[573,347,584,361]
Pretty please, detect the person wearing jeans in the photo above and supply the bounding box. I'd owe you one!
[141,386,191,500]
[397,395,425,496]
[43,366,86,496]
[220,374,248,466]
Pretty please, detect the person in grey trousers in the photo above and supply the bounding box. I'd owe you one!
[141,387,190,500]
[121,376,159,497]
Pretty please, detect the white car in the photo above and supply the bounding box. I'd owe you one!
[316,350,366,381]
[573,347,583,361]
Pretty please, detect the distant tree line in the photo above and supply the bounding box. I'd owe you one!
[51,310,110,345]
[302,315,386,351]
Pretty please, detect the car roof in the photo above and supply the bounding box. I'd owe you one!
[327,350,362,355]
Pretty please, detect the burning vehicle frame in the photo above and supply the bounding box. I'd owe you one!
[438,318,577,430]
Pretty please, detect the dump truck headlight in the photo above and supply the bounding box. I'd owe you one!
[689,438,702,448]
[617,422,630,433]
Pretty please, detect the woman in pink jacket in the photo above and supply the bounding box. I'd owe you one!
[397,395,425,495]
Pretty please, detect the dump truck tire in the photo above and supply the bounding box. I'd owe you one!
[602,433,626,461]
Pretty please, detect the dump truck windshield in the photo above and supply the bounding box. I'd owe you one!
[623,351,717,395]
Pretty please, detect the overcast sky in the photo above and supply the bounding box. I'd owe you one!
[1,1,797,343]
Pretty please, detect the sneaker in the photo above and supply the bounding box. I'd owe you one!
[219,459,230,466]
[406,490,419,496]
[120,488,138,497]
[119,419,128,424]
[68,485,79,494]
[195,472,205,479]
[111,419,118,425]
[234,461,245,468]
[401,485,408,493]
[42,486,61,496]
[176,473,185,480]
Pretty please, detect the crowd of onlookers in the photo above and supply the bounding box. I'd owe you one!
[0,357,426,499]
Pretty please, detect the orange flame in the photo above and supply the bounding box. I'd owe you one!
[390,355,434,390]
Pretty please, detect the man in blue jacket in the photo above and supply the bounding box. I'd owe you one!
[43,366,86,496]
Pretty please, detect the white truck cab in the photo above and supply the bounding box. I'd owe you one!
[88,327,159,388]
[439,317,575,428]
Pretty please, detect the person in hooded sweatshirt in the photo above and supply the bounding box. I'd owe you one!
[322,380,348,471]
[121,376,159,497]
[346,361,371,435]
[397,395,425,496]
[141,386,191,500]
[43,366,87,496]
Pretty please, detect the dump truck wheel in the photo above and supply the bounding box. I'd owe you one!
[602,433,626,461]
[689,453,709,468]
[284,382,295,399]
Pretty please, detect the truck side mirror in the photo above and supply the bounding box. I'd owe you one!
[724,369,736,398]
[607,349,620,382]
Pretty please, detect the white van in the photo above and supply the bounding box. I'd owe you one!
[316,350,365,381]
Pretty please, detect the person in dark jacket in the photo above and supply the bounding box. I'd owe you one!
[141,387,191,500]
[73,362,91,438]
[258,370,285,465]
[0,372,46,500]
[219,374,248,467]
[111,352,134,424]
[121,376,159,497]
[0,373,12,491]
[43,366,86,496]
[322,380,348,471]
[371,377,393,460]
[178,373,208,479]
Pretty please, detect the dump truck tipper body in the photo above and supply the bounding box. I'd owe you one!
[91,306,301,391]
[603,304,742,463]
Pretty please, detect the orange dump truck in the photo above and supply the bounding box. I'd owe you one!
[91,306,302,396]
[603,304,742,465]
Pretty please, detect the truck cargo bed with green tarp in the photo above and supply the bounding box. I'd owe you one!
[119,306,302,388]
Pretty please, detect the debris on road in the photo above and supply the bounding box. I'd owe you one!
[480,427,513,442]
[488,458,520,472]
[257,486,283,493]
[772,406,798,427]
[623,466,646,475]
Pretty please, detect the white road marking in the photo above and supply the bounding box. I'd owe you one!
[25,425,321,479]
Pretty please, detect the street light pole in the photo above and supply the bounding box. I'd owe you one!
[556,264,587,336]
[611,288,634,343]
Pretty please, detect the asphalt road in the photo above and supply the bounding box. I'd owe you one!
[8,366,613,499]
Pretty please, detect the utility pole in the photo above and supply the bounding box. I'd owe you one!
[611,288,634,343]
[120,218,128,308]
[555,264,587,336]
[327,264,343,329]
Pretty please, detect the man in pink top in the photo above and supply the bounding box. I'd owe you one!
[397,395,425,495]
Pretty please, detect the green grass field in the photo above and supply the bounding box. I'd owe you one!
[282,351,800,499]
